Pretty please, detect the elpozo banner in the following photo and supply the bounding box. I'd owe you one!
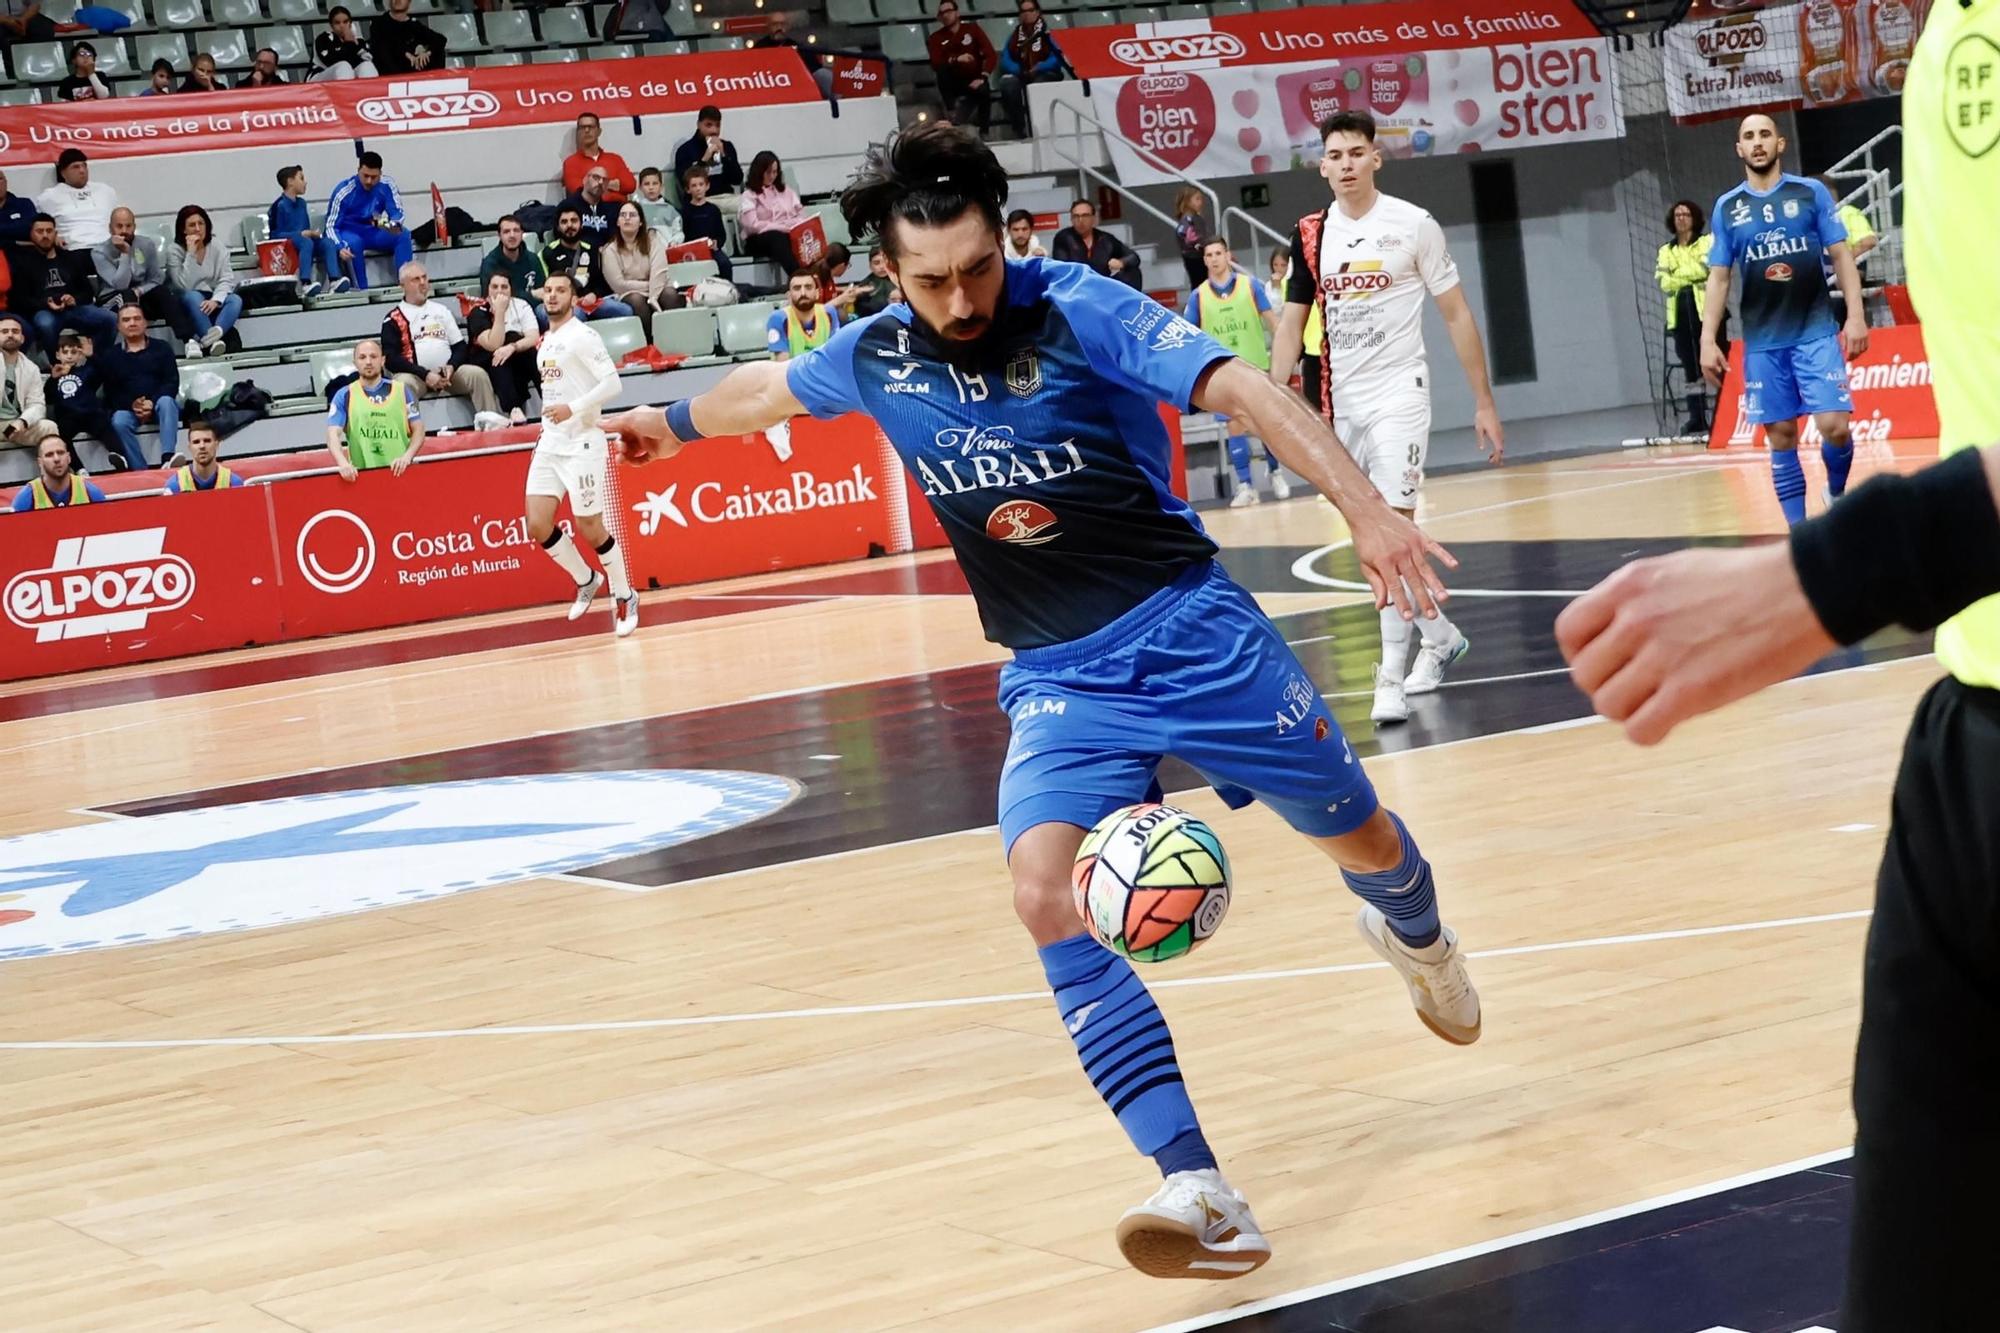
[1664,0,1931,122]
[1056,0,1623,187]
[0,48,820,168]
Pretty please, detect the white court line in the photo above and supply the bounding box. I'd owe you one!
[1321,666,1572,700]
[0,908,1873,1051]
[1135,1146,1857,1333]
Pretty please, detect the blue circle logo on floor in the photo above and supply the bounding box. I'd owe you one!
[0,771,798,961]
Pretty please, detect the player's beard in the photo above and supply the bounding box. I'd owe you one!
[909,302,1014,372]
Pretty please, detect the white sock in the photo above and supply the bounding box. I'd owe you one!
[543,531,592,585]
[596,536,633,600]
[1416,607,1459,650]
[1379,605,1414,677]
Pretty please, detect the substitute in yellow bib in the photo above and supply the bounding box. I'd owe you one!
[766,270,841,362]
[9,434,104,512]
[163,419,244,495]
[1184,238,1289,506]
[325,338,425,481]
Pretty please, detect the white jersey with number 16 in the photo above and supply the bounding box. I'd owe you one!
[536,318,620,457]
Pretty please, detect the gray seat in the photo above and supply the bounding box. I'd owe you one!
[267,0,317,20]
[717,300,780,354]
[652,307,718,358]
[640,40,691,55]
[878,22,927,62]
[584,43,634,60]
[150,0,202,28]
[473,51,526,67]
[311,347,358,396]
[479,10,534,49]
[537,5,591,44]
[82,37,134,79]
[238,213,271,252]
[430,12,484,50]
[256,24,309,66]
[195,28,251,70]
[665,259,718,286]
[211,0,263,24]
[529,47,580,62]
[132,31,191,74]
[875,0,925,17]
[826,0,873,22]
[592,316,648,366]
[0,88,40,105]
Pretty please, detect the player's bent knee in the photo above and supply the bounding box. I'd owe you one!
[1312,805,1404,874]
[1012,874,1079,944]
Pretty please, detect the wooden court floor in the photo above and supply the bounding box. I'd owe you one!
[0,441,1938,1331]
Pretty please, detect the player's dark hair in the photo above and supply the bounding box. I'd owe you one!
[544,270,576,291]
[358,150,384,170]
[788,268,819,283]
[277,164,303,189]
[1318,110,1376,143]
[186,418,215,438]
[328,4,351,17]
[1005,208,1033,227]
[842,122,1008,259]
[1200,235,1228,254]
[638,166,662,182]
[1665,198,1703,238]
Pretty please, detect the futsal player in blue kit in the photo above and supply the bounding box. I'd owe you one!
[608,124,1481,1281]
[1701,113,1869,524]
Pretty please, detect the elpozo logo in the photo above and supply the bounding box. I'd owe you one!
[1110,31,1245,68]
[0,771,798,960]
[356,77,501,132]
[4,528,194,643]
[296,509,377,595]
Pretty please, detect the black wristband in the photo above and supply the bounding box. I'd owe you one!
[1790,448,2000,646]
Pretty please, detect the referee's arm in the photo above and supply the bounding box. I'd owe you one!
[1558,447,2000,745]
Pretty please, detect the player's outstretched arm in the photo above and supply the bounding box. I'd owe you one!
[1268,302,1308,389]
[607,361,805,464]
[1196,357,1456,619]
[1432,286,1504,464]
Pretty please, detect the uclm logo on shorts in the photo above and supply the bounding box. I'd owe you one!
[356,78,501,132]
[4,528,194,643]
[1109,32,1245,67]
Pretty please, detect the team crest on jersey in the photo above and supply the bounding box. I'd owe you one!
[1783,199,1800,218]
[1766,262,1794,281]
[1321,262,1391,300]
[1005,347,1042,399]
[985,499,1059,545]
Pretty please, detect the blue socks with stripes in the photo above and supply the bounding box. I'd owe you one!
[1340,811,1441,949]
[1040,933,1217,1177]
[1821,438,1854,499]
[1771,447,1808,525]
[1226,434,1254,486]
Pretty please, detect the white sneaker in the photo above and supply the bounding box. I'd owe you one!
[184,338,203,359]
[200,326,226,351]
[1370,663,1409,724]
[329,277,354,295]
[1355,904,1482,1045]
[472,411,510,432]
[1115,1169,1272,1280]
[613,592,640,638]
[1269,471,1291,500]
[299,280,323,301]
[1228,488,1259,509]
[1404,631,1469,696]
[566,570,605,621]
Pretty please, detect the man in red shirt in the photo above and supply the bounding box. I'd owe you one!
[926,0,995,132]
[560,113,636,203]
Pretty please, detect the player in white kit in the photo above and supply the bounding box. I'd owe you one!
[524,271,640,638]
[1271,109,1504,725]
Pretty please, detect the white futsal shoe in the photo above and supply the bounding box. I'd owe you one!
[1355,905,1482,1045]
[1116,1168,1272,1280]
[1370,663,1409,724]
[567,570,605,621]
[1229,487,1261,508]
[613,592,640,638]
[1404,631,1470,695]
[1269,471,1291,500]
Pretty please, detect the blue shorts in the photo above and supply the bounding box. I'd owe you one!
[996,561,1378,855]
[1744,334,1854,425]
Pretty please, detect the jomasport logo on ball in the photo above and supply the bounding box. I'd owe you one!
[4,528,194,643]
[0,771,799,960]
[356,77,502,133]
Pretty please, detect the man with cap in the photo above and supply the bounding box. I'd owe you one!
[36,149,117,249]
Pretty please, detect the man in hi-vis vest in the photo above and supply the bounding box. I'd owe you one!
[9,433,103,511]
[766,270,841,362]
[1183,237,1288,509]
[325,338,424,481]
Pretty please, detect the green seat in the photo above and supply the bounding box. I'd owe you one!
[210,0,262,25]
[591,316,649,367]
[878,23,927,62]
[530,47,581,62]
[666,259,718,286]
[652,307,718,357]
[238,213,271,253]
[474,52,525,66]
[716,301,779,354]
[310,347,358,397]
[131,32,189,77]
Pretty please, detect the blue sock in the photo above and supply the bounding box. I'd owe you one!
[1340,812,1441,949]
[1771,448,1807,525]
[1821,438,1854,497]
[1040,933,1216,1178]
[1226,434,1253,486]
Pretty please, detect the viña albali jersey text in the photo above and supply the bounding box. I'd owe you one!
[1708,174,1848,350]
[786,259,1230,649]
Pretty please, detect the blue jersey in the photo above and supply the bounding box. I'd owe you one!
[786,258,1230,650]
[1708,174,1847,350]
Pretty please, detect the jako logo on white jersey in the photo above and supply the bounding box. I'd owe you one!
[356,78,501,132]
[1109,32,1245,67]
[914,440,1087,497]
[634,465,880,531]
[5,528,193,642]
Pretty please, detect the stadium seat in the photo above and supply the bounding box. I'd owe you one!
[530,47,580,62]
[84,36,133,78]
[343,0,378,14]
[1209,0,1254,13]
[826,0,874,23]
[137,216,175,250]
[875,0,925,18]
[697,35,746,52]
[1126,5,1166,22]
[666,259,718,286]
[640,40,691,55]
[592,316,648,367]
[652,307,718,358]
[268,0,317,20]
[1043,12,1070,26]
[811,207,851,246]
[977,18,1012,46]
[480,10,534,49]
[94,0,147,30]
[1076,10,1118,26]
[257,24,309,66]
[238,213,271,253]
[1254,0,1298,9]
[0,88,39,105]
[717,301,780,354]
[310,347,358,397]
[1164,3,1208,17]
[474,51,526,66]
[423,12,477,50]
[131,31,191,74]
[196,28,251,70]
[150,0,202,28]
[13,41,65,83]
[878,23,927,62]
[662,0,700,37]
[585,43,635,60]
[210,0,261,25]
[537,5,592,44]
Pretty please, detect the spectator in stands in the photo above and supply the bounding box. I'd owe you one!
[678,164,731,279]
[633,168,683,242]
[311,7,376,80]
[269,166,348,300]
[0,312,56,452]
[851,246,899,316]
[37,149,117,250]
[540,207,634,321]
[563,113,636,204]
[751,14,835,100]
[815,242,865,315]
[99,302,179,469]
[380,261,504,427]
[167,204,241,358]
[0,171,35,245]
[464,270,539,424]
[603,201,676,324]
[55,42,112,102]
[1051,199,1139,288]
[0,0,56,53]
[739,151,811,274]
[672,106,744,207]
[241,48,288,87]
[766,269,838,362]
[479,214,546,317]
[13,213,116,356]
[1005,208,1045,259]
[163,420,243,493]
[94,206,199,348]
[329,151,412,290]
[45,332,115,461]
[326,338,423,479]
[372,0,445,75]
[997,0,1064,138]
[1657,198,1718,437]
[10,434,103,511]
[562,165,621,244]
[181,52,228,92]
[928,0,995,133]
[1171,187,1207,288]
[140,58,175,96]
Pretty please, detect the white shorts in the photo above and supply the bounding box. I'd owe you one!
[525,436,608,516]
[1332,390,1431,511]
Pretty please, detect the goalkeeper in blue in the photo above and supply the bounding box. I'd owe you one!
[608,123,1482,1281]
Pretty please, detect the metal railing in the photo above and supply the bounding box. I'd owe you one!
[1822,124,1903,288]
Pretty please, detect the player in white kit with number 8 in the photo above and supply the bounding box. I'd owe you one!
[524,271,640,638]
[1271,109,1505,726]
